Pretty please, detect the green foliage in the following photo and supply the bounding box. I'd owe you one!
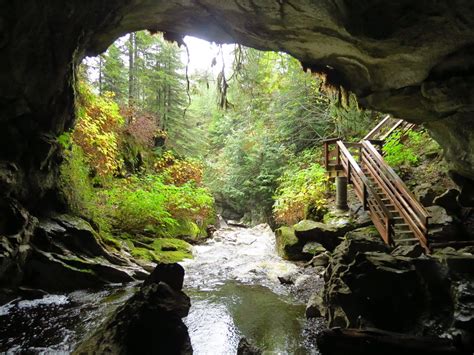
[101,44,127,103]
[104,175,214,237]
[74,81,124,178]
[383,130,427,167]
[273,151,329,225]
[59,144,96,216]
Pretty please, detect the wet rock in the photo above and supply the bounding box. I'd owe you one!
[426,206,461,242]
[23,249,134,292]
[308,252,331,267]
[216,214,228,229]
[414,183,438,206]
[434,249,474,276]
[0,199,37,290]
[237,337,262,355]
[275,226,309,261]
[306,293,325,318]
[293,220,345,252]
[318,228,474,343]
[20,215,147,292]
[143,262,184,291]
[206,224,217,237]
[452,282,474,332]
[302,242,326,256]
[391,244,424,258]
[434,189,461,212]
[74,263,192,355]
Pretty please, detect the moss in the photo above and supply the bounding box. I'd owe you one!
[293,219,321,233]
[130,237,193,263]
[100,232,122,249]
[274,226,306,260]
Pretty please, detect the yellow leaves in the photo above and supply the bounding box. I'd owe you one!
[73,81,124,177]
[154,151,203,186]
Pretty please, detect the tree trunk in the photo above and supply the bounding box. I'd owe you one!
[128,32,136,106]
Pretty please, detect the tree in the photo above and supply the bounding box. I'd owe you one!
[102,43,127,103]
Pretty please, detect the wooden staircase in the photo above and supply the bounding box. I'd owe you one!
[363,114,416,142]
[323,117,430,252]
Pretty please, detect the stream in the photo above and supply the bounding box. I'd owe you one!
[0,225,323,354]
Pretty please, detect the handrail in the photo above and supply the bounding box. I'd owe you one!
[362,141,430,251]
[380,119,404,141]
[363,115,391,140]
[337,141,394,244]
[362,141,430,221]
[323,136,429,250]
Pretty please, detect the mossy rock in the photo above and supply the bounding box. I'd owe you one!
[275,226,311,261]
[130,238,193,264]
[303,242,326,256]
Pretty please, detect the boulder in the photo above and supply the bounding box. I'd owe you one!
[0,199,37,293]
[74,263,192,355]
[293,220,345,252]
[308,252,331,267]
[434,189,461,212]
[413,183,438,206]
[302,242,326,256]
[426,206,461,242]
[143,262,184,291]
[391,244,424,258]
[275,226,309,261]
[20,216,147,292]
[306,293,326,318]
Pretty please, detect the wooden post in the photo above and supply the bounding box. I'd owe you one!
[362,184,367,210]
[336,176,349,211]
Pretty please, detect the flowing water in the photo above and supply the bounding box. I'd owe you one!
[0,225,322,354]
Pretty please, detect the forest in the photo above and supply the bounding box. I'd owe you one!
[62,30,444,265]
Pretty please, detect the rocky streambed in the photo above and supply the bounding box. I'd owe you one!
[0,224,326,353]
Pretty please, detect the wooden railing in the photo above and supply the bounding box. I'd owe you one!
[361,141,430,250]
[323,138,430,251]
[324,139,394,245]
[363,114,416,142]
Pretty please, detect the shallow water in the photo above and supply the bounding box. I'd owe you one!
[0,225,322,353]
[0,286,137,352]
[182,225,321,354]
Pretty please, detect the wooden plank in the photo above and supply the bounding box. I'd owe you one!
[363,114,391,140]
[363,141,430,220]
[362,151,427,232]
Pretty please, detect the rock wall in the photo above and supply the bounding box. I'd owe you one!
[1,1,474,286]
[310,228,474,349]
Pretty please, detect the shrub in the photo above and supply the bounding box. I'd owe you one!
[154,151,204,186]
[74,82,124,177]
[104,175,214,237]
[273,151,329,225]
[383,130,426,167]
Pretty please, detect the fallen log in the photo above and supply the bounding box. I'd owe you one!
[316,328,471,355]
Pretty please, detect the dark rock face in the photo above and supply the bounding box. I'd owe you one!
[0,213,147,295]
[2,0,474,285]
[312,228,474,350]
[0,199,36,297]
[74,263,192,355]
